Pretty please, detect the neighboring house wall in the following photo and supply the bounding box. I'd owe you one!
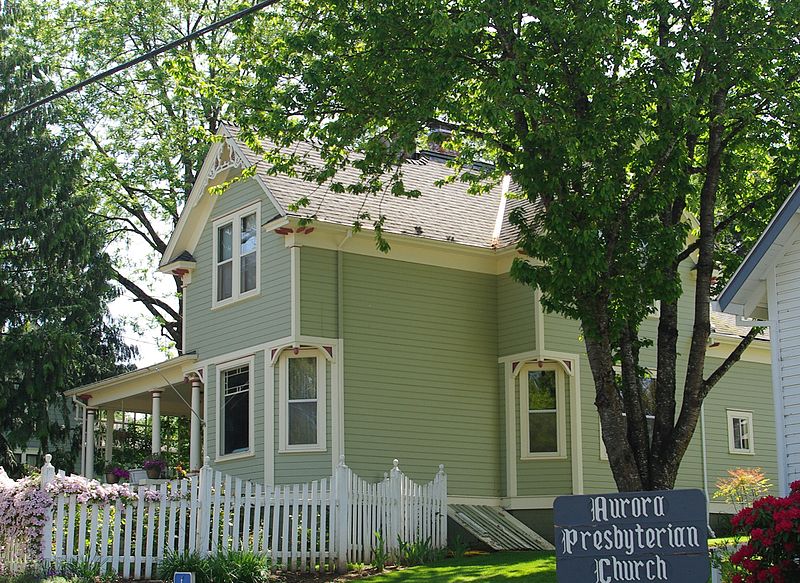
[772,229,800,486]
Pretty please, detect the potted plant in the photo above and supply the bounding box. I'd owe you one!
[143,454,166,479]
[104,462,129,484]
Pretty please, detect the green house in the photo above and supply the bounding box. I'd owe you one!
[67,125,777,541]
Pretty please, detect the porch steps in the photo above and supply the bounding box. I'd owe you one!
[448,504,555,551]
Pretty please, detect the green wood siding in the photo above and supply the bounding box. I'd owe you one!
[340,253,501,497]
[300,247,339,338]
[184,178,291,483]
[184,179,291,359]
[497,274,536,356]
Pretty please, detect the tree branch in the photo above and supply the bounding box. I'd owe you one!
[702,327,762,396]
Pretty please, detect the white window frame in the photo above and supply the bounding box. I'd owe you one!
[600,368,657,461]
[727,409,755,455]
[211,202,261,308]
[279,349,327,453]
[215,355,256,462]
[520,363,566,460]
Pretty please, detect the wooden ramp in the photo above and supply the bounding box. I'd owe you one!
[448,504,555,551]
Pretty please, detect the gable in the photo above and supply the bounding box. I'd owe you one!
[159,131,286,270]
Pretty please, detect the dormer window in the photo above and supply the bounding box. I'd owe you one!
[212,202,260,307]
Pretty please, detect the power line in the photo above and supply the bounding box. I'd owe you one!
[0,0,280,123]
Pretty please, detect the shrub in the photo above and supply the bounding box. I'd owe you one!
[207,550,270,583]
[372,532,390,570]
[159,551,210,583]
[714,468,772,514]
[728,480,800,582]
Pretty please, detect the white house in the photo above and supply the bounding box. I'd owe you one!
[718,180,800,495]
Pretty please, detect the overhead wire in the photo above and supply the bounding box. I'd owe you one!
[0,0,280,123]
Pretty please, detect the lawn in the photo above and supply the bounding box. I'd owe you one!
[356,552,556,583]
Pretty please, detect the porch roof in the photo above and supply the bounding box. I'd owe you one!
[64,354,199,415]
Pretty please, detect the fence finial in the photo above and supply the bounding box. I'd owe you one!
[393,458,399,470]
[40,453,56,491]
[438,464,445,475]
[203,455,211,467]
[338,454,346,468]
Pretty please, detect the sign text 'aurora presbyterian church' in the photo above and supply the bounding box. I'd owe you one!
[554,489,709,583]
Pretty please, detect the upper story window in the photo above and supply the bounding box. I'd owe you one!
[728,410,755,455]
[520,364,566,459]
[279,349,327,453]
[217,357,254,460]
[212,202,260,307]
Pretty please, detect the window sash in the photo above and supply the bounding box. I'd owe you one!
[213,205,259,305]
[219,362,252,457]
[287,357,318,446]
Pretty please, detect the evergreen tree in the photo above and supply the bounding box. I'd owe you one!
[0,1,134,473]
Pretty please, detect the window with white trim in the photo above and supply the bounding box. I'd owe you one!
[219,361,252,457]
[728,410,754,454]
[600,369,656,460]
[279,350,326,452]
[520,364,566,459]
[213,203,260,306]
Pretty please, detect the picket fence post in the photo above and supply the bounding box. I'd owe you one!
[388,459,402,553]
[334,456,349,573]
[40,454,56,562]
[196,456,213,556]
[436,464,447,548]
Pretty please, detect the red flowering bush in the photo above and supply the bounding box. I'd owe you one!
[729,480,800,582]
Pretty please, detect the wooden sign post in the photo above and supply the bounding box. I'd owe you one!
[554,489,709,582]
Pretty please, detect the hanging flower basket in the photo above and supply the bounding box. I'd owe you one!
[143,455,166,480]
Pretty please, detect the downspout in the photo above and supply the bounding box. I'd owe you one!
[701,403,715,536]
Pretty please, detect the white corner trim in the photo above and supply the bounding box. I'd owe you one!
[504,360,517,498]
[278,348,327,453]
[767,266,789,496]
[265,355,275,486]
[331,339,345,472]
[290,245,300,338]
[571,356,584,494]
[214,355,256,462]
[535,287,546,352]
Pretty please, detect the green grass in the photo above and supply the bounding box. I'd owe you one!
[363,551,556,582]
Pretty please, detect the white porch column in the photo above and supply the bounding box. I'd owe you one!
[189,375,203,472]
[85,408,97,479]
[151,390,163,454]
[104,410,114,463]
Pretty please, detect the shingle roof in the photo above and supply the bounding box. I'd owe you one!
[710,311,770,341]
[224,124,514,249]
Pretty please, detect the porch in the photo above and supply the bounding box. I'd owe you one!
[64,354,203,478]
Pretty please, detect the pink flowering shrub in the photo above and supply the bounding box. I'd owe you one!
[0,468,172,575]
[728,480,800,582]
[0,472,52,575]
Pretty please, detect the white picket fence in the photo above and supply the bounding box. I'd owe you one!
[39,455,446,578]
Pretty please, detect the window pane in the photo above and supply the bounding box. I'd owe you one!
[240,213,257,255]
[222,366,250,455]
[224,366,249,395]
[529,411,558,453]
[241,252,256,293]
[289,358,317,399]
[529,371,556,411]
[289,402,317,445]
[218,222,233,261]
[217,262,232,300]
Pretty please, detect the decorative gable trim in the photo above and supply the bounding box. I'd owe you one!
[159,127,286,270]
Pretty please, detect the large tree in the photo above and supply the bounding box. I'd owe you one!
[26,0,246,352]
[215,0,800,490]
[0,2,133,472]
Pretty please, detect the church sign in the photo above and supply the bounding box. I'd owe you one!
[554,489,709,582]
